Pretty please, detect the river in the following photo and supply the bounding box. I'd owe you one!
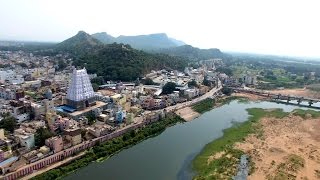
[65,100,310,180]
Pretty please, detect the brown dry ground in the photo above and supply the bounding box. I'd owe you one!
[235,114,320,180]
[232,92,267,101]
[269,88,320,99]
[175,106,200,121]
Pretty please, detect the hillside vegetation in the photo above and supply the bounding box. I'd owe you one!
[57,31,188,81]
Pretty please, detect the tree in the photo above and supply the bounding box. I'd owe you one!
[188,80,198,88]
[86,113,96,125]
[216,67,233,76]
[162,82,177,95]
[202,76,211,86]
[0,115,17,133]
[35,127,54,147]
[92,83,99,92]
[222,86,232,96]
[91,77,104,85]
[57,59,67,71]
[143,78,155,85]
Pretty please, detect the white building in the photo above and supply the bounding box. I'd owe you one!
[19,134,35,149]
[184,89,199,99]
[66,68,95,110]
[0,70,24,84]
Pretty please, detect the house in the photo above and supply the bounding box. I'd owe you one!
[141,96,155,110]
[14,129,35,150]
[63,128,81,146]
[184,89,199,99]
[45,136,63,153]
[87,124,114,137]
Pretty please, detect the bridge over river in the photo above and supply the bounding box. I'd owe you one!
[232,88,320,109]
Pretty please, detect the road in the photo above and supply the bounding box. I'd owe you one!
[165,80,222,112]
[131,80,222,124]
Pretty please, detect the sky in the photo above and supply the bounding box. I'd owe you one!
[1,0,320,58]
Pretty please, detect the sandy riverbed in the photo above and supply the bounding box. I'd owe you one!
[175,107,200,121]
[232,93,266,101]
[235,113,320,180]
[269,88,320,99]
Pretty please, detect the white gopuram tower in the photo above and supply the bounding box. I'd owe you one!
[66,68,96,110]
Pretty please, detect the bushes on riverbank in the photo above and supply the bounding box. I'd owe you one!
[192,108,285,179]
[192,98,215,113]
[31,114,184,180]
[192,107,319,179]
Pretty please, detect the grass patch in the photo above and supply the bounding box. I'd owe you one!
[266,108,289,119]
[192,108,292,179]
[307,84,320,92]
[192,108,269,179]
[293,109,320,119]
[237,97,250,104]
[270,154,305,180]
[216,96,244,105]
[315,170,320,178]
[192,98,215,114]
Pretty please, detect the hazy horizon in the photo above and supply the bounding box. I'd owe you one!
[1,0,320,58]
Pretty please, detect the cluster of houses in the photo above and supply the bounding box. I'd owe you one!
[0,50,222,177]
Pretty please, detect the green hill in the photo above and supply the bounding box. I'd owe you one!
[58,31,188,81]
[56,31,103,54]
[72,43,188,81]
[158,45,224,61]
[92,32,185,50]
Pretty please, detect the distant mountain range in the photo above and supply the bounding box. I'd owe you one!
[157,45,224,60]
[56,31,223,61]
[55,31,103,54]
[91,32,186,50]
[0,30,225,81]
[54,31,188,81]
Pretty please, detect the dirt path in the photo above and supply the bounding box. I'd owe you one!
[235,114,320,180]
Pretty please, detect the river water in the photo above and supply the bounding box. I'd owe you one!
[65,100,309,180]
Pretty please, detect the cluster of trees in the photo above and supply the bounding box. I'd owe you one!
[216,67,233,76]
[32,115,184,180]
[71,43,188,82]
[35,127,54,147]
[222,87,232,96]
[188,80,198,88]
[0,113,17,133]
[141,78,157,85]
[161,82,177,95]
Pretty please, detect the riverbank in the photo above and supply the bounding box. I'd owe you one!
[231,92,266,101]
[176,107,200,121]
[192,107,320,179]
[177,96,247,122]
[31,114,185,180]
[177,97,239,122]
[235,109,320,179]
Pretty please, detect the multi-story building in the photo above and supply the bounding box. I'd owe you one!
[63,128,81,146]
[0,70,24,84]
[45,136,63,153]
[14,130,35,150]
[141,96,155,110]
[66,68,95,110]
